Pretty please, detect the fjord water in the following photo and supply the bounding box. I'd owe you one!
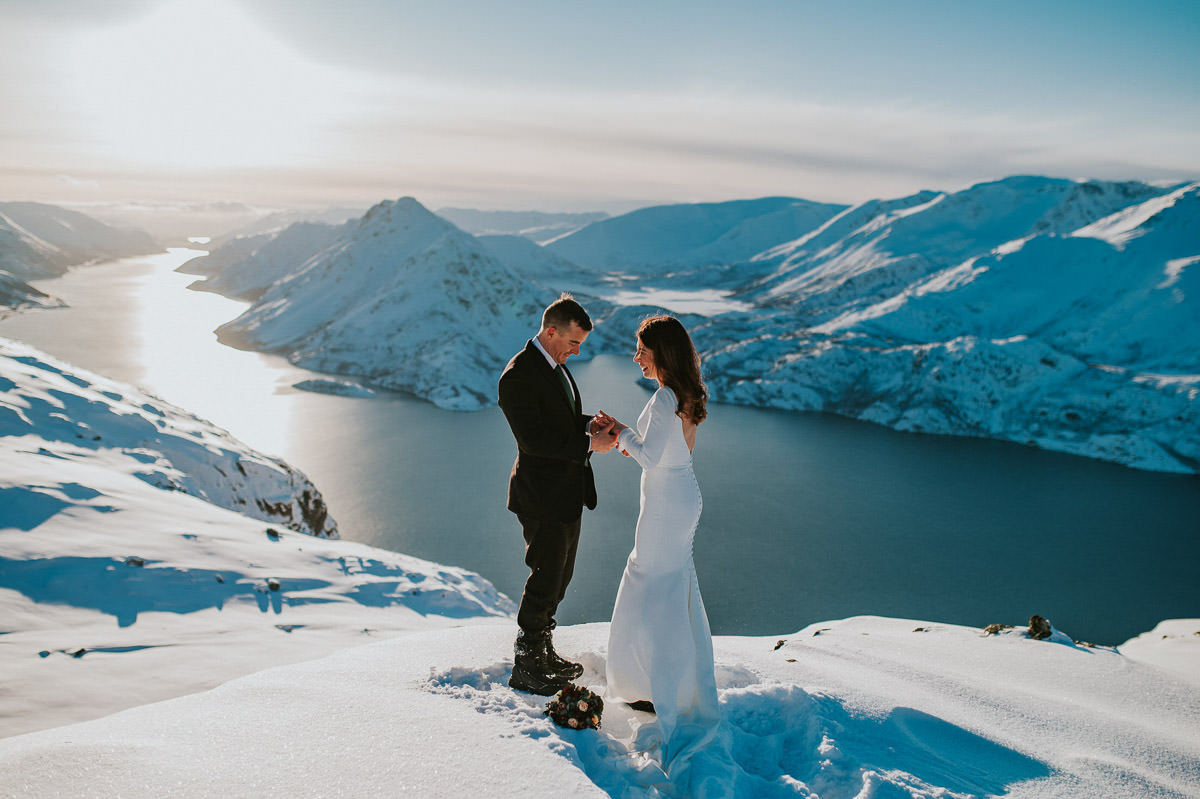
[3,251,1197,645]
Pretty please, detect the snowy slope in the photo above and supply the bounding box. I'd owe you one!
[192,220,346,300]
[749,177,1171,312]
[479,232,602,280]
[437,207,609,244]
[699,180,1200,473]
[1,338,337,537]
[216,197,551,410]
[208,204,369,248]
[547,196,849,273]
[0,201,158,281]
[174,231,273,277]
[0,341,513,737]
[0,619,1195,797]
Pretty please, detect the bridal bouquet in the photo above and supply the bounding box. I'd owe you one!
[544,683,604,730]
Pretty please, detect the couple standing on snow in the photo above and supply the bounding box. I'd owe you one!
[498,293,721,772]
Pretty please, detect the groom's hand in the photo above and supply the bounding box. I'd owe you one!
[589,422,618,453]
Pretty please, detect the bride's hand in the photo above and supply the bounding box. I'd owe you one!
[599,411,628,435]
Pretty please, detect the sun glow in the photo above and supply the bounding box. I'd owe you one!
[61,0,369,170]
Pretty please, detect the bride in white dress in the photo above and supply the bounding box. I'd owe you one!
[596,316,724,788]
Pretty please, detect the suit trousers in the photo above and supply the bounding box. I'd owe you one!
[516,513,582,634]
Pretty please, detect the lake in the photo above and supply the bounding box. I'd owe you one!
[2,249,1197,645]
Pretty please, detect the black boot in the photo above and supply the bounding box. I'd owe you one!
[544,628,584,681]
[509,629,569,696]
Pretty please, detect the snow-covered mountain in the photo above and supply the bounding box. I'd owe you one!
[174,231,273,277]
[0,201,158,281]
[209,204,368,248]
[184,177,1197,472]
[0,339,513,737]
[436,207,608,244]
[189,220,347,300]
[546,196,849,273]
[693,179,1200,474]
[478,232,603,281]
[1,338,337,537]
[745,176,1171,311]
[175,206,367,280]
[215,197,552,410]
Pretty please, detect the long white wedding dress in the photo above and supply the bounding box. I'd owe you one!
[606,386,724,786]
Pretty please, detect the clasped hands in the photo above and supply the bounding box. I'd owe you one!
[589,410,629,455]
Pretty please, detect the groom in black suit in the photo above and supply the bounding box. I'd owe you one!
[498,294,617,695]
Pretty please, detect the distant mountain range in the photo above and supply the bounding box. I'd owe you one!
[0,201,158,281]
[5,178,1197,473]
[435,207,608,244]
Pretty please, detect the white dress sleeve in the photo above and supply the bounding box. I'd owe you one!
[617,387,676,469]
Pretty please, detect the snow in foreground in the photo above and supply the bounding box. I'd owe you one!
[1,619,1197,798]
[1,339,512,738]
[2,341,1198,797]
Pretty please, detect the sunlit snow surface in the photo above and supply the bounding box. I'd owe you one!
[601,287,753,316]
[1,343,1197,797]
[0,621,1196,798]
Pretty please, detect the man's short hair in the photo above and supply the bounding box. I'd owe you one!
[541,293,592,332]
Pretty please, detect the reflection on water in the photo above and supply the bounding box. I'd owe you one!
[129,249,301,454]
[2,251,1198,644]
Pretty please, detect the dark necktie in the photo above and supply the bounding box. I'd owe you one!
[555,364,574,407]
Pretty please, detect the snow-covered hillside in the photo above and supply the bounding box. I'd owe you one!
[0,201,158,281]
[190,220,346,300]
[436,207,609,244]
[214,198,552,410]
[174,230,272,278]
[694,179,1200,474]
[1,338,337,537]
[209,204,368,248]
[547,196,849,273]
[479,232,604,281]
[0,340,513,737]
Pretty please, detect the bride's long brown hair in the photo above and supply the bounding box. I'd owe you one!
[638,315,707,424]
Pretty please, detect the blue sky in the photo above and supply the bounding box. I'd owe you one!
[1,0,1197,213]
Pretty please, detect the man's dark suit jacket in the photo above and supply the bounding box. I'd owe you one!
[498,340,597,523]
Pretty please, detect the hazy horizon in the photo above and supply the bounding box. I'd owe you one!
[2,0,1198,218]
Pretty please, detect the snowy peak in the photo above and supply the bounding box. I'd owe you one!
[217,197,549,410]
[353,196,457,246]
[547,196,849,271]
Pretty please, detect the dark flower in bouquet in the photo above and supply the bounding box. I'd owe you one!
[544,683,604,730]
